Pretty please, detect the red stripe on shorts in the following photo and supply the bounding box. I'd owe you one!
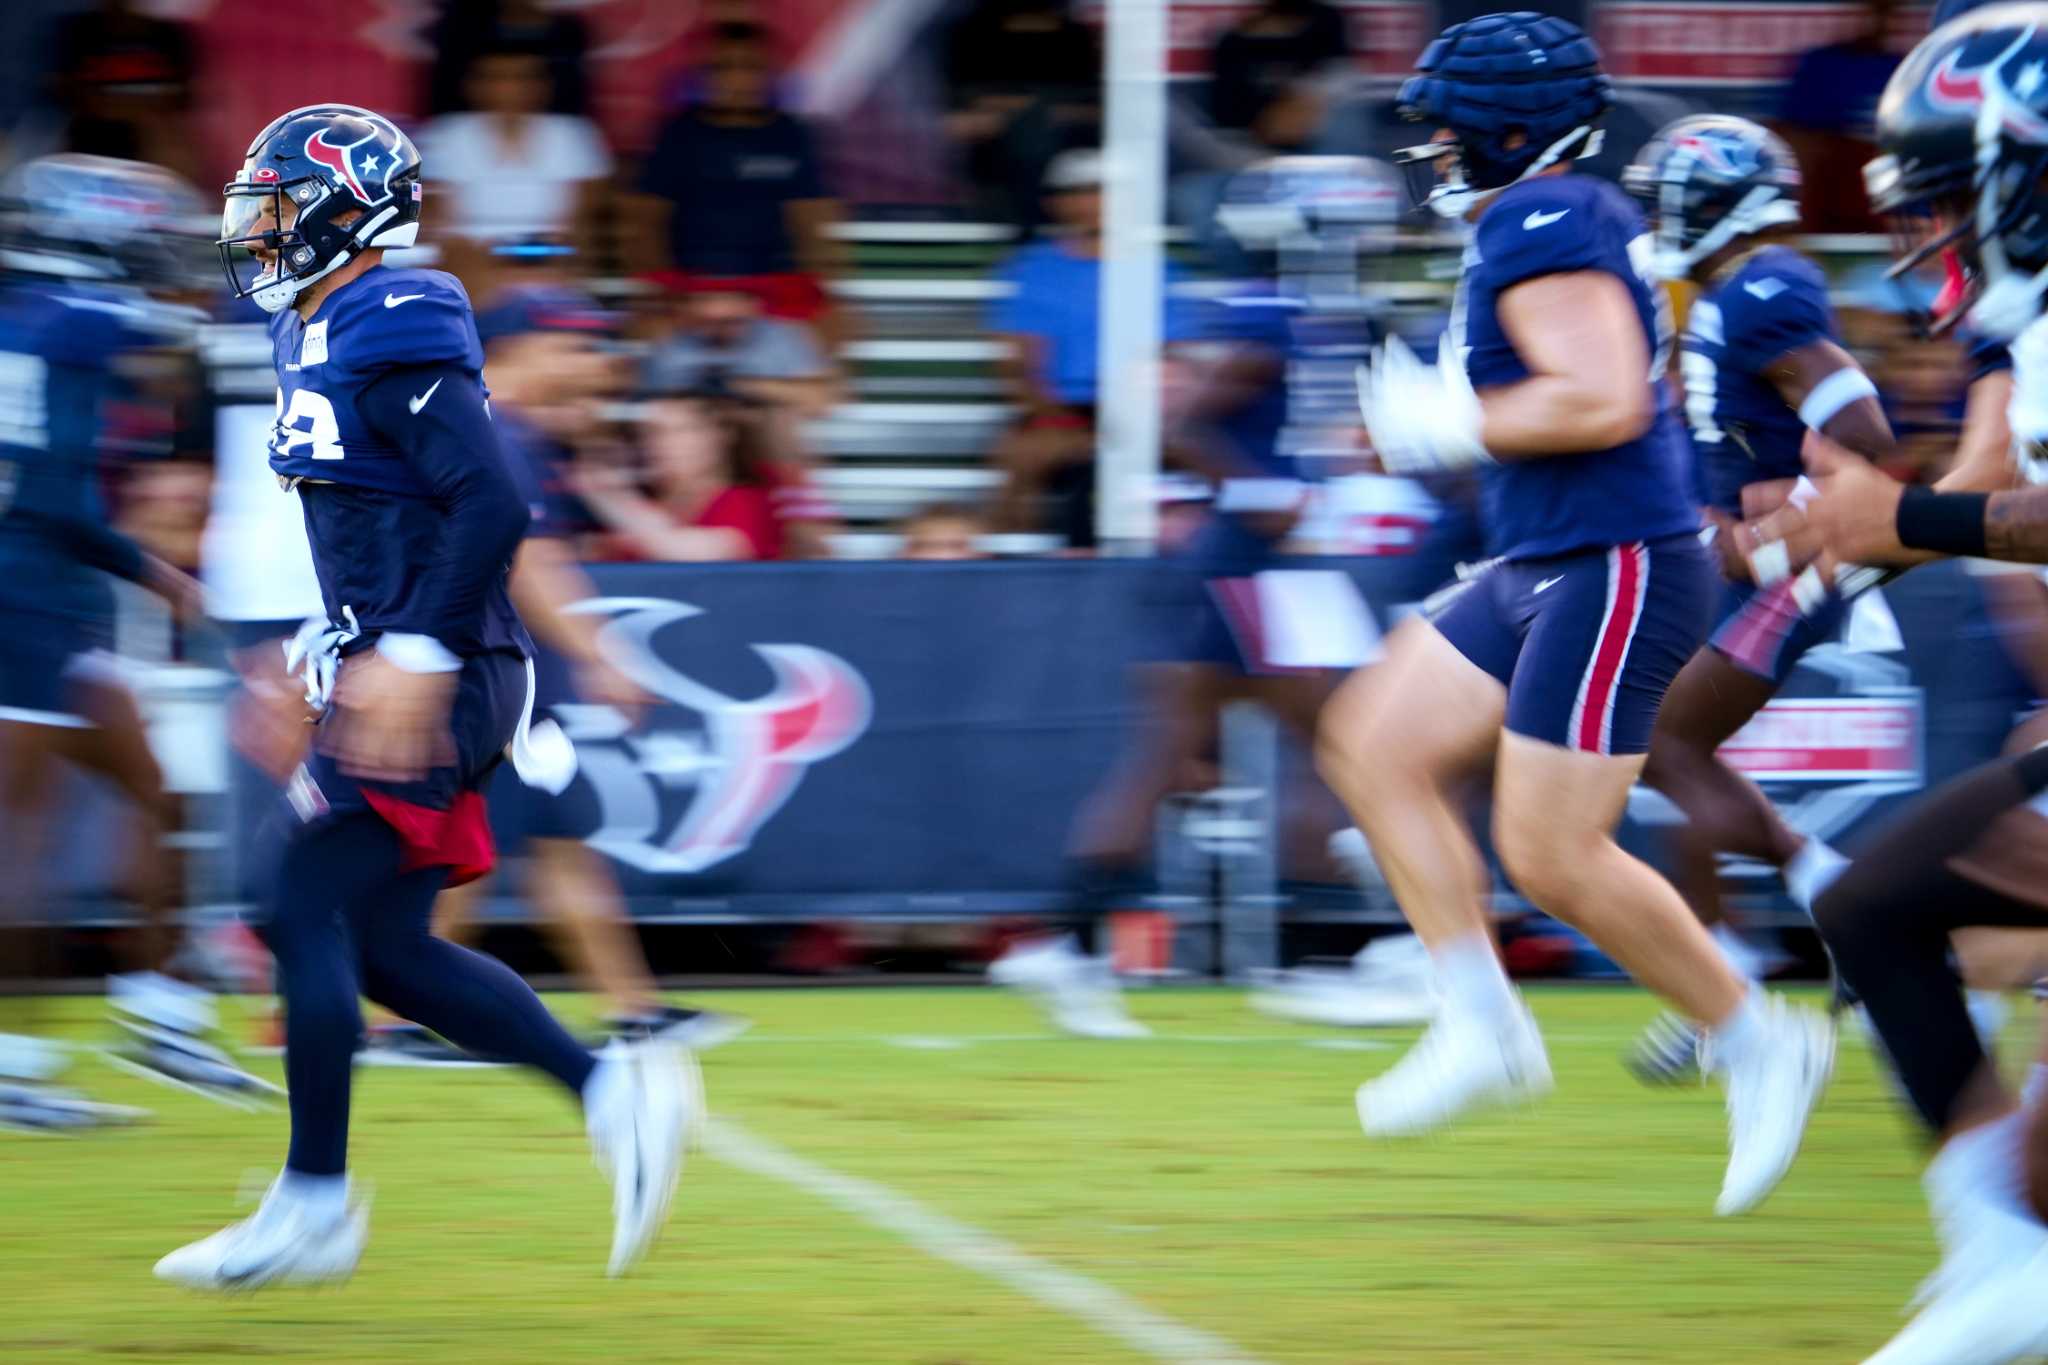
[1574,543,1647,754]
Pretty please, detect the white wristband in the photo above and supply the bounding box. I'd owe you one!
[377,632,462,674]
[1797,367,1879,431]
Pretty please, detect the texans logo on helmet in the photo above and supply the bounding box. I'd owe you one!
[560,597,871,874]
[1927,34,2048,137]
[303,125,394,206]
[1672,132,1756,178]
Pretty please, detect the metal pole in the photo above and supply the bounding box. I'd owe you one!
[1095,0,1166,552]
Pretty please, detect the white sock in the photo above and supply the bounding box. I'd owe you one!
[1707,990,1769,1071]
[2024,1064,2048,1111]
[1710,925,1764,983]
[1931,1111,2029,1218]
[0,1032,68,1083]
[582,1046,629,1114]
[277,1168,349,1223]
[1784,838,1849,913]
[1430,934,1518,1028]
[110,971,216,1035]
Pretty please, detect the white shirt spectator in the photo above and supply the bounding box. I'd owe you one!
[417,112,610,242]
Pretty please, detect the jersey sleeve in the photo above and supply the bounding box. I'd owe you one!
[1963,330,2013,386]
[330,272,482,377]
[356,362,530,649]
[1472,182,1609,292]
[1720,266,1837,373]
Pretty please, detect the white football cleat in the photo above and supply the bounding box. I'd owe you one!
[0,1082,148,1134]
[1706,997,1834,1216]
[1249,935,1439,1029]
[154,1179,368,1291]
[1864,1227,2048,1363]
[991,936,1150,1039]
[1356,1001,1552,1138]
[586,1040,700,1277]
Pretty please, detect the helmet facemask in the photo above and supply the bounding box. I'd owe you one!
[1963,89,2048,339]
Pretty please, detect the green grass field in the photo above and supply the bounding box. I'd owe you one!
[0,986,1998,1364]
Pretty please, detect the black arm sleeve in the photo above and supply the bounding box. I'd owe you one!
[357,364,530,646]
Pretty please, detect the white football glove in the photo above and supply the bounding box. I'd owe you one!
[1356,335,1491,476]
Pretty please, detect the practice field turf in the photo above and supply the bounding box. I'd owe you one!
[0,986,2015,1364]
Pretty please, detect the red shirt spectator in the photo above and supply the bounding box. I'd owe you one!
[571,392,786,561]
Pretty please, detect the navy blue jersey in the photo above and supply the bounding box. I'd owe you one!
[267,264,531,656]
[1964,329,2013,386]
[1681,246,1839,515]
[1453,174,1698,559]
[493,404,578,541]
[0,279,161,629]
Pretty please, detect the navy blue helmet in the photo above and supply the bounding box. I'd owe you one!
[1394,11,1612,218]
[1867,3,2048,336]
[218,103,422,313]
[1623,115,1803,279]
[0,154,211,290]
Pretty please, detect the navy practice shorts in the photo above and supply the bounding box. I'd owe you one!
[1431,533,1713,756]
[1706,576,1848,685]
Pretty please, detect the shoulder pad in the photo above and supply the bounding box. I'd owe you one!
[324,268,481,376]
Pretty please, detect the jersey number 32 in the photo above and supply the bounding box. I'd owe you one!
[273,386,344,462]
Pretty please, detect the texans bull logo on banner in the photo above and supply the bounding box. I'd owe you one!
[559,597,871,873]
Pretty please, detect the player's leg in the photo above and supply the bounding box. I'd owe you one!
[1811,753,2048,1361]
[1497,537,1832,1213]
[48,670,281,1105]
[1318,579,1533,1134]
[352,843,695,1278]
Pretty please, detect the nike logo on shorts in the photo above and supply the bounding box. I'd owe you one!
[409,378,443,414]
[384,292,426,308]
[1533,575,1565,594]
[1523,209,1570,230]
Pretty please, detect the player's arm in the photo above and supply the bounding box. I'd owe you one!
[358,362,532,662]
[1937,369,2020,493]
[1159,340,1286,483]
[1761,339,1893,461]
[9,433,199,615]
[506,536,647,712]
[1481,271,1655,458]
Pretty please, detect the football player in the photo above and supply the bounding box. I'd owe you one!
[1326,12,1833,1216]
[1616,115,1895,1081]
[1761,9,2048,1358]
[155,105,692,1289]
[0,154,247,1127]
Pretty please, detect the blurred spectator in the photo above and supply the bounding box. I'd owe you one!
[418,43,611,274]
[900,502,990,560]
[50,0,197,182]
[988,150,1197,545]
[632,22,849,347]
[1208,0,1350,134]
[573,387,786,562]
[941,0,1101,233]
[426,0,591,119]
[1773,0,1903,230]
[642,284,837,417]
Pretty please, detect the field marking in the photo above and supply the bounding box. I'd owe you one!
[704,1118,1275,1365]
[732,1032,1393,1048]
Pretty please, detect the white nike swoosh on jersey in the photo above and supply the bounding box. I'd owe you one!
[1533,575,1565,594]
[384,292,426,308]
[409,378,444,414]
[1523,209,1570,230]
[1743,278,1789,301]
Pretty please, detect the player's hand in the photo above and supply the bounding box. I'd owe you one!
[1700,507,1753,583]
[1739,478,1801,521]
[318,652,458,784]
[1356,336,1491,476]
[143,557,205,623]
[229,665,316,781]
[1801,432,1938,568]
[574,656,651,723]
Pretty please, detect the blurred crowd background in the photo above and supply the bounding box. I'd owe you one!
[0,0,2016,977]
[0,0,1988,584]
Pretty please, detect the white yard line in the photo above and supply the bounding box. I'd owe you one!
[704,1118,1275,1365]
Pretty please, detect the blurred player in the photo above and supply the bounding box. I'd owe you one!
[1616,116,1895,1081]
[0,154,264,1128]
[992,156,1394,1037]
[1764,11,2048,1358]
[1328,12,1833,1216]
[420,287,748,1053]
[156,105,693,1289]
